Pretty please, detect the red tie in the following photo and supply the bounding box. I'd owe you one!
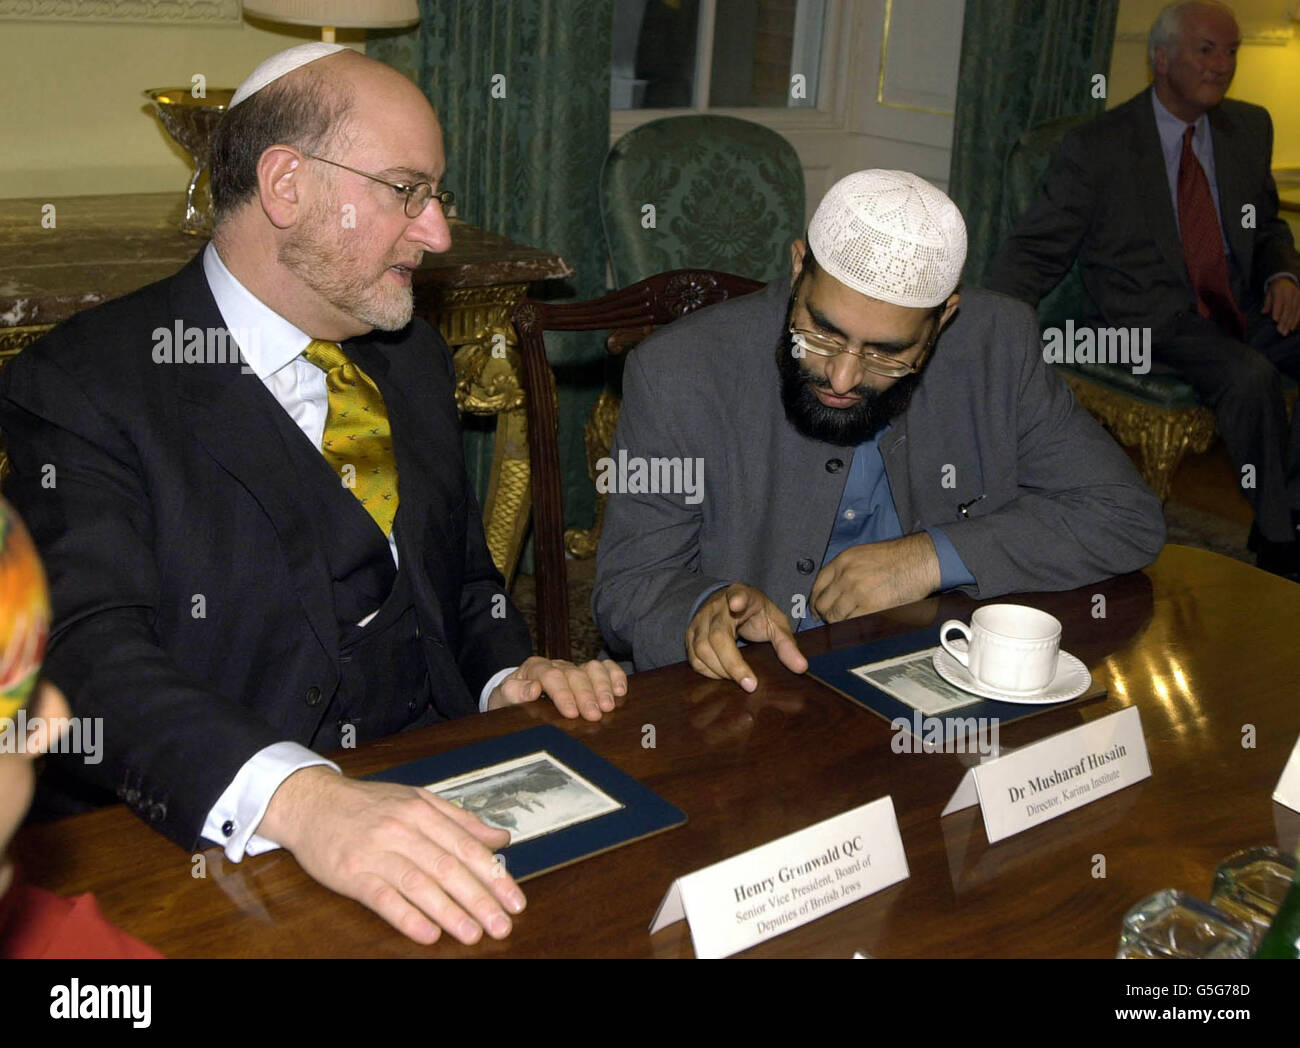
[1177,124,1246,339]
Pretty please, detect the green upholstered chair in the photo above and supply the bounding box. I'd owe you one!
[558,115,805,562]
[1003,114,1219,500]
[601,114,806,286]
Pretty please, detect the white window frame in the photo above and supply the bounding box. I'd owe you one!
[609,0,855,139]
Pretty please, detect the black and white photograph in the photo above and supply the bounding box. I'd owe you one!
[425,752,624,845]
[851,648,981,716]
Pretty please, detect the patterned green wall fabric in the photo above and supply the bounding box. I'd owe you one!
[369,1,613,533]
[601,115,806,285]
[948,0,1119,287]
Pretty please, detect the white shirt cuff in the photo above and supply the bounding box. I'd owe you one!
[479,666,517,713]
[201,742,341,862]
[1265,272,1299,288]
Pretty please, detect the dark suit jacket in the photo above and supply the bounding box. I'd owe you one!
[0,253,532,849]
[989,87,1300,332]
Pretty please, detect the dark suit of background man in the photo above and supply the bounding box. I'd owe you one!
[989,0,1300,577]
[0,43,625,948]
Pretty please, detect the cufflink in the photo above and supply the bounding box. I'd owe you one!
[222,819,235,837]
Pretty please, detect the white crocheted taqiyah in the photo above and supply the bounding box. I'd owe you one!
[229,42,349,109]
[807,170,967,308]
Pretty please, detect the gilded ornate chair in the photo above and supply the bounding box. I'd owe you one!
[1004,115,1221,500]
[557,115,805,564]
[512,269,764,660]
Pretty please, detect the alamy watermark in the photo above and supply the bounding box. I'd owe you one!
[890,710,999,755]
[152,321,256,373]
[595,450,704,505]
[50,979,150,1028]
[1042,321,1150,375]
[1,710,103,764]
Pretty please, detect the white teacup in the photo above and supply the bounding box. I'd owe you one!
[939,604,1062,694]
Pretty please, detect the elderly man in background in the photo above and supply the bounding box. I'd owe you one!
[594,170,1165,685]
[0,44,624,947]
[990,1,1300,577]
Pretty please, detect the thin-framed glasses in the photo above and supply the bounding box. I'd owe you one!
[303,153,454,219]
[788,326,930,377]
[788,272,937,378]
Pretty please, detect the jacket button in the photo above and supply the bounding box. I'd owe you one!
[221,820,235,837]
[825,458,843,473]
[125,788,141,804]
[305,686,322,707]
[408,698,420,712]
[149,802,167,822]
[797,558,815,574]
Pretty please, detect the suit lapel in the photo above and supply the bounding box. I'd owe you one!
[880,415,912,530]
[1131,89,1190,288]
[341,339,459,519]
[168,259,340,657]
[344,336,461,637]
[1210,104,1252,286]
[344,340,462,520]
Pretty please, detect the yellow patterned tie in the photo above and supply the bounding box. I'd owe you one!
[302,339,399,535]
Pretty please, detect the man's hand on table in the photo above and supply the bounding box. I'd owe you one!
[811,533,941,624]
[685,583,808,691]
[258,766,524,946]
[487,656,627,721]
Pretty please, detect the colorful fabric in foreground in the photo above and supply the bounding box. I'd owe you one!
[0,500,49,720]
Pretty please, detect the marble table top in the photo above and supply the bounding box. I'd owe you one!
[0,193,574,329]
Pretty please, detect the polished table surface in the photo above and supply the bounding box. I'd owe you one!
[14,545,1300,957]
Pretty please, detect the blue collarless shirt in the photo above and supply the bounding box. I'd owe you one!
[797,427,973,630]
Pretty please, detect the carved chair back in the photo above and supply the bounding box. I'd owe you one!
[511,269,763,660]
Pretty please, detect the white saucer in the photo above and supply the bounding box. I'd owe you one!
[931,647,1091,705]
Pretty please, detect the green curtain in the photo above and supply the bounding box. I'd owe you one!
[948,0,1119,287]
[368,1,613,537]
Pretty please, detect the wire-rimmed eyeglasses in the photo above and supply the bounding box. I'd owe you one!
[304,153,454,219]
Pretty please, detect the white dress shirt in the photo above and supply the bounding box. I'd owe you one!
[198,243,513,861]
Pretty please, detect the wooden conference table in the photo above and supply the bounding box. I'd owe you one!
[14,545,1300,958]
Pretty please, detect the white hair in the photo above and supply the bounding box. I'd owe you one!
[1148,1,1236,67]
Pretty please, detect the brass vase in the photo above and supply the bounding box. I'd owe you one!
[145,88,236,237]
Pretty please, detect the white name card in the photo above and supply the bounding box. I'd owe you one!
[1273,734,1300,814]
[649,796,908,959]
[941,705,1151,843]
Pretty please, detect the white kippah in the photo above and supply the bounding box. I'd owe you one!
[807,170,967,308]
[229,42,348,109]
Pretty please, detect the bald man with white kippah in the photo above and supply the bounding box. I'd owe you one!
[0,43,626,948]
[593,169,1166,682]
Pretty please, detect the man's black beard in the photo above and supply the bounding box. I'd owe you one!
[775,324,923,447]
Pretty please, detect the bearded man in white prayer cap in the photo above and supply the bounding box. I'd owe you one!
[593,169,1166,683]
[0,44,625,948]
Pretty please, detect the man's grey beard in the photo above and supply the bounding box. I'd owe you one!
[278,198,415,332]
[775,324,923,446]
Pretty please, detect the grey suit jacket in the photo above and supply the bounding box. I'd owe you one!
[988,88,1300,331]
[592,280,1166,671]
